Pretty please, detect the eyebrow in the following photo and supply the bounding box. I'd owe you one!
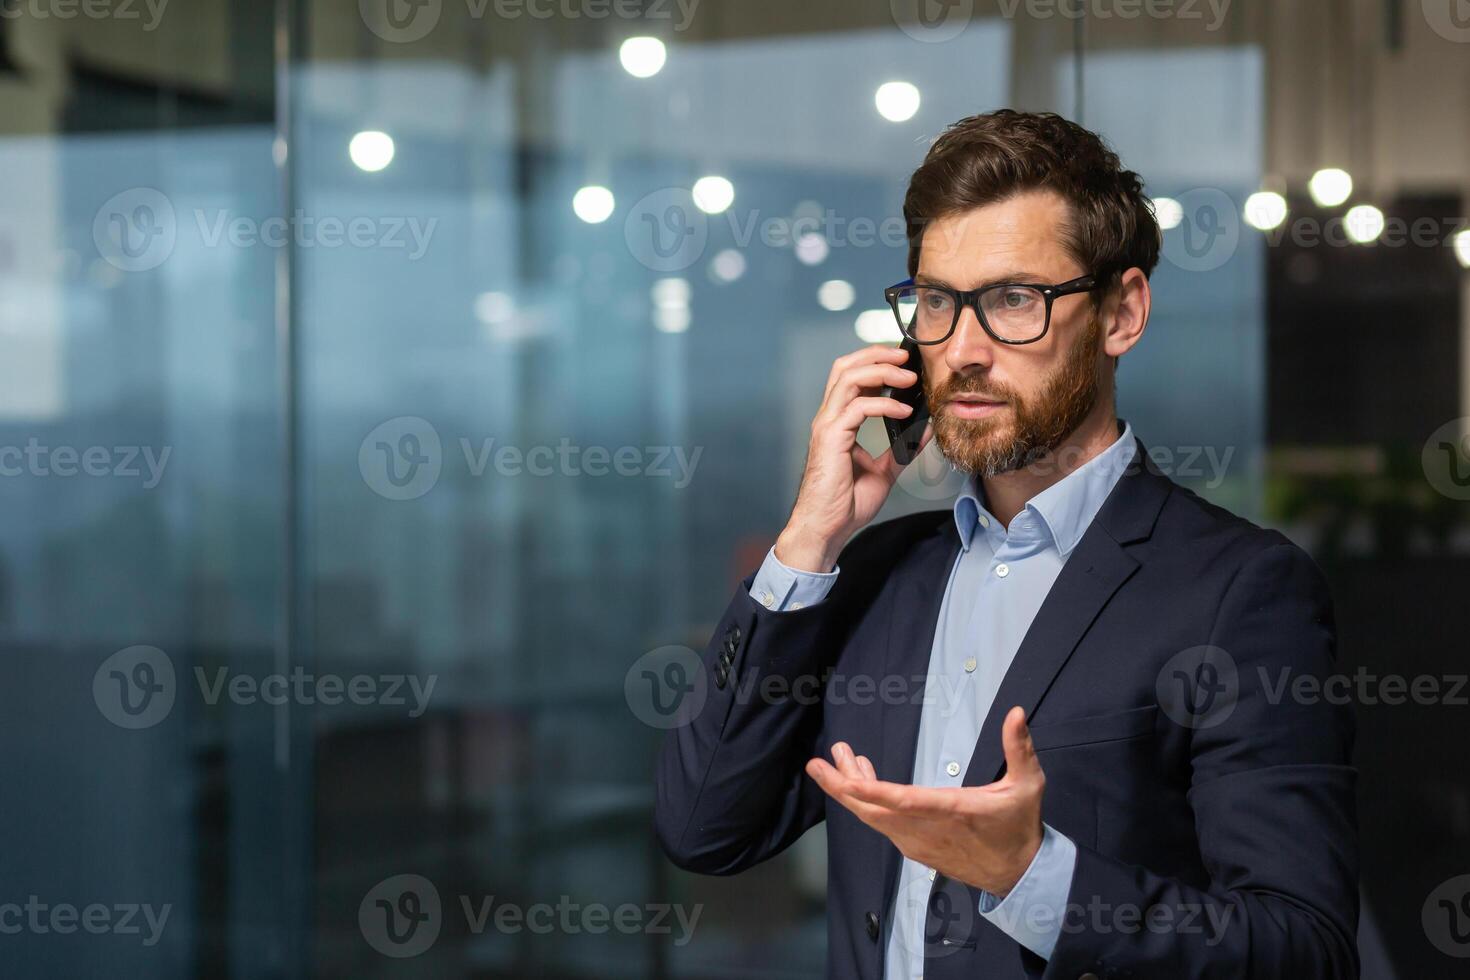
[913,269,1047,289]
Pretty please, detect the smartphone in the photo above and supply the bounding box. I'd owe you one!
[881,336,930,465]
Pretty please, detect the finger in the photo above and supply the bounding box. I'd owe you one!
[1000,706,1043,785]
[819,363,918,421]
[831,741,865,779]
[823,345,914,402]
[806,758,891,823]
[834,396,915,435]
[855,754,878,781]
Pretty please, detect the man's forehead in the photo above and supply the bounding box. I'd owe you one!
[918,191,1071,279]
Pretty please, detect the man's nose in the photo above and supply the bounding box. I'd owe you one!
[943,304,996,374]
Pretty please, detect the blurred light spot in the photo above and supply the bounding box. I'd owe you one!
[795,233,830,266]
[692,176,735,215]
[1308,168,1352,208]
[474,291,514,325]
[818,280,856,312]
[651,277,691,308]
[573,185,616,224]
[654,305,691,333]
[1453,229,1470,269]
[1344,204,1384,244]
[710,249,746,283]
[620,36,667,78]
[1243,191,1288,231]
[875,81,920,122]
[349,131,395,172]
[1151,197,1183,230]
[855,308,901,343]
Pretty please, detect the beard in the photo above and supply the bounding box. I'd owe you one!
[928,314,1104,477]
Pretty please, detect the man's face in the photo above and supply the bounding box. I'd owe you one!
[915,189,1106,477]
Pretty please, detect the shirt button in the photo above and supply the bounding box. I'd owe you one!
[928,868,937,881]
[945,761,960,777]
[995,563,1010,578]
[964,657,976,673]
[759,590,775,607]
[789,601,805,610]
[977,514,990,528]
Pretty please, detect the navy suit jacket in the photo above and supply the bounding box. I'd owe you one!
[656,442,1359,979]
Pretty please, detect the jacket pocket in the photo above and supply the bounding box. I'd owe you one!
[1028,704,1157,752]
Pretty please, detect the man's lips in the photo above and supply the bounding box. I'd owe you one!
[945,395,1007,419]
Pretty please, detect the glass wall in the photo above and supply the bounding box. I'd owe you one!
[1,1,1465,977]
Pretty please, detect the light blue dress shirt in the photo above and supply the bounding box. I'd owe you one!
[750,423,1137,976]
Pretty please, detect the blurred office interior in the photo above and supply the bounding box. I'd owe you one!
[0,0,1467,976]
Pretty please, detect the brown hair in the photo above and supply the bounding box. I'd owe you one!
[904,110,1160,295]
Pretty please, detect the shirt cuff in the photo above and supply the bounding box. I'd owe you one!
[748,545,839,612]
[976,824,1077,961]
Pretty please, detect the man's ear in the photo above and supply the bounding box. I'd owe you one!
[1102,267,1150,359]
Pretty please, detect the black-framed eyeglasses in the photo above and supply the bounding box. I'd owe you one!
[883,274,1099,345]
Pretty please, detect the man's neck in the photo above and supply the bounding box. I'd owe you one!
[980,406,1122,529]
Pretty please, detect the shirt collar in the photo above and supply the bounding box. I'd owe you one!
[953,421,1137,556]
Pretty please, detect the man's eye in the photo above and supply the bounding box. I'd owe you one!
[1000,288,1036,309]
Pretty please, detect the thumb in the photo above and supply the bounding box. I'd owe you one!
[1000,706,1042,784]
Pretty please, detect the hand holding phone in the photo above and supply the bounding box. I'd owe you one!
[773,344,928,573]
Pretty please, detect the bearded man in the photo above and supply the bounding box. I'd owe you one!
[656,110,1358,980]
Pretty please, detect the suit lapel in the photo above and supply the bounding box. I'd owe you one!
[962,439,1171,786]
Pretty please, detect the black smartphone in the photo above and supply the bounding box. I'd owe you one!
[881,336,930,465]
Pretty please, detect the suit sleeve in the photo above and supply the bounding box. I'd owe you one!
[1040,541,1360,979]
[655,531,875,876]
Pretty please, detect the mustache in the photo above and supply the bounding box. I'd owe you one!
[931,377,1017,402]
